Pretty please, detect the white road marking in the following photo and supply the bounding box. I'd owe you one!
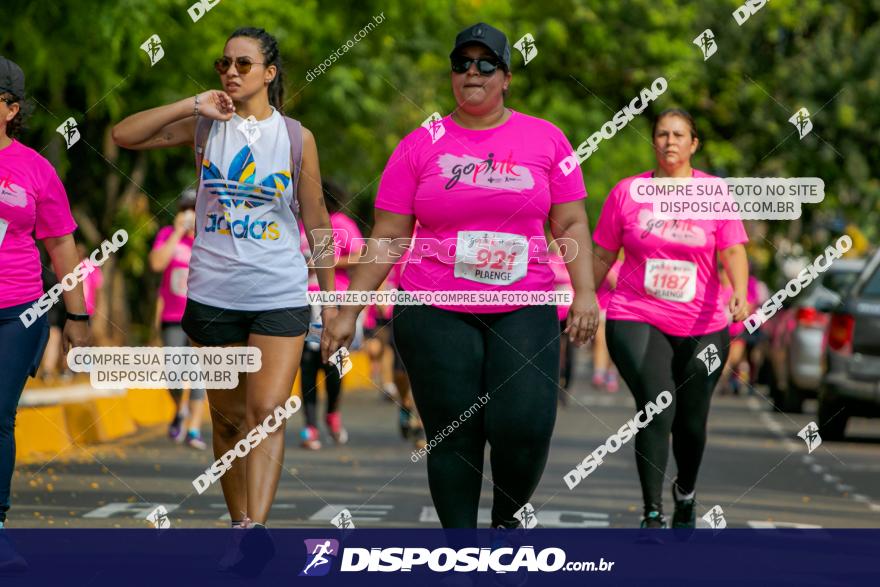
[418,507,610,528]
[747,521,822,529]
[83,502,178,518]
[310,504,393,523]
[745,396,878,514]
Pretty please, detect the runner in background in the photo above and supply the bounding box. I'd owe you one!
[148,189,206,450]
[718,263,766,395]
[592,258,622,393]
[298,179,362,450]
[324,23,598,528]
[0,57,90,564]
[547,228,575,400]
[591,108,750,529]
[384,249,425,448]
[718,269,744,395]
[37,262,66,383]
[362,280,398,402]
[76,242,102,317]
[744,264,770,390]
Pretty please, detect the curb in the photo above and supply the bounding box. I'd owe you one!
[16,350,376,464]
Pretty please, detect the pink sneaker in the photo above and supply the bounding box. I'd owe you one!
[605,372,620,393]
[325,412,349,445]
[592,370,606,389]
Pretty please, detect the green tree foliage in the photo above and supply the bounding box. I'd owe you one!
[2,0,877,340]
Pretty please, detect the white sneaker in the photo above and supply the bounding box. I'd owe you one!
[381,382,399,402]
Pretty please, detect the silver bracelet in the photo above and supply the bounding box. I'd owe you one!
[193,94,200,117]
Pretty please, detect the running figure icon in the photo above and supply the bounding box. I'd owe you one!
[301,540,337,576]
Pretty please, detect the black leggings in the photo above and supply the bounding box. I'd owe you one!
[300,348,342,427]
[606,319,728,515]
[393,303,559,528]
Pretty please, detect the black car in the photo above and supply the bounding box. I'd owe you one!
[820,248,880,440]
[765,259,865,413]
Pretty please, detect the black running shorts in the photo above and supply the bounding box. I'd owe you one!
[181,298,310,345]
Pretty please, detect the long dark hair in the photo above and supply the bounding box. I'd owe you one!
[228,27,285,113]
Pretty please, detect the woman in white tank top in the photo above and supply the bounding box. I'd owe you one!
[113,27,338,554]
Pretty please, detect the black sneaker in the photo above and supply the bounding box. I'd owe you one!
[672,482,696,528]
[398,407,411,440]
[0,529,28,574]
[639,510,667,529]
[230,523,275,578]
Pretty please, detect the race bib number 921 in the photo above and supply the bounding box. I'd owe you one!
[454,231,528,286]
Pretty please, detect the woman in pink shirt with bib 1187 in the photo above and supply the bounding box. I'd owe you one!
[591,108,750,529]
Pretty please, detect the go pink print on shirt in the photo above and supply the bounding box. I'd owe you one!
[438,152,535,192]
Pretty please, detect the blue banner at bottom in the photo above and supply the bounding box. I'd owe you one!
[0,529,877,586]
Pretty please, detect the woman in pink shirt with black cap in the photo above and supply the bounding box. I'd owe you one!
[325,23,600,529]
[0,57,90,562]
[591,108,750,529]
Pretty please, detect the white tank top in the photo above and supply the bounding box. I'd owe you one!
[187,109,308,310]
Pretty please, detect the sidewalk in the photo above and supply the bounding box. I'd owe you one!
[15,352,375,464]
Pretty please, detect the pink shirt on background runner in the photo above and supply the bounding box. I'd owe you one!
[597,259,623,310]
[81,259,102,315]
[374,249,411,321]
[299,212,364,293]
[0,140,77,309]
[593,170,748,337]
[374,110,587,313]
[549,252,572,321]
[721,275,762,337]
[152,226,194,322]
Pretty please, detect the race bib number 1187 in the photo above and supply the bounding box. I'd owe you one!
[644,258,697,302]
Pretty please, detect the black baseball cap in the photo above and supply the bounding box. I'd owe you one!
[450,23,511,71]
[0,56,25,99]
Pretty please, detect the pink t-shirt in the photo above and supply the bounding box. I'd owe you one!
[299,212,364,293]
[0,140,77,309]
[722,276,763,336]
[549,252,572,321]
[152,226,194,322]
[597,259,623,310]
[81,260,102,315]
[593,170,748,336]
[375,110,587,313]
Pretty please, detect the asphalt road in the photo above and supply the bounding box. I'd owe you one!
[11,357,880,529]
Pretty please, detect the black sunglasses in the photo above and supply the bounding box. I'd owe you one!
[451,57,503,75]
[214,56,265,75]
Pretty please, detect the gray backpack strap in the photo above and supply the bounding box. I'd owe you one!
[284,116,304,217]
[193,116,214,178]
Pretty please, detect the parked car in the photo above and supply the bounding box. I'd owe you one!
[820,249,880,440]
[765,259,865,412]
